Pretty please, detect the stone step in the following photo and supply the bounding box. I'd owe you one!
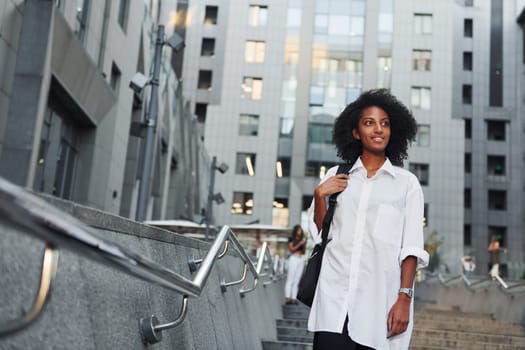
[409,337,525,350]
[266,303,525,350]
[276,318,308,329]
[409,346,461,350]
[412,328,525,346]
[277,335,313,343]
[414,319,525,336]
[276,312,524,336]
[415,309,494,320]
[282,304,310,320]
[277,326,313,341]
[262,340,313,350]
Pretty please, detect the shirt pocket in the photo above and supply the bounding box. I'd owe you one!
[372,204,404,247]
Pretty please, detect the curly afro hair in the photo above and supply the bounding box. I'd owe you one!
[332,89,417,166]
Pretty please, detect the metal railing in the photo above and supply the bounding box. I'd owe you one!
[0,177,279,344]
[436,273,525,296]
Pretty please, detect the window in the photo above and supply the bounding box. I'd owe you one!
[195,103,207,123]
[423,203,429,227]
[75,0,90,42]
[464,224,471,246]
[487,120,505,141]
[239,114,259,136]
[235,153,256,176]
[118,0,130,32]
[487,155,505,175]
[488,226,506,247]
[276,157,291,178]
[280,117,294,138]
[377,57,391,88]
[346,88,361,104]
[287,8,301,28]
[488,190,506,210]
[245,41,266,63]
[201,38,215,56]
[464,19,473,38]
[463,52,472,71]
[248,5,268,26]
[412,50,431,71]
[464,153,471,173]
[204,6,218,25]
[409,163,429,186]
[414,14,432,35]
[465,119,471,139]
[308,123,332,144]
[231,192,254,215]
[309,86,324,106]
[464,188,471,209]
[328,15,351,35]
[462,84,472,104]
[110,62,121,94]
[411,87,431,109]
[197,70,213,90]
[302,195,313,211]
[241,77,263,100]
[272,197,289,227]
[35,107,78,200]
[304,161,339,178]
[415,124,430,147]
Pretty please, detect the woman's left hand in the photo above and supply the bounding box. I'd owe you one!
[386,294,411,338]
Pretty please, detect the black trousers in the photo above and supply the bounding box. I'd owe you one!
[313,317,374,350]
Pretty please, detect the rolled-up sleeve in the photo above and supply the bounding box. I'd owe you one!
[399,181,429,269]
[307,166,338,245]
[307,198,322,245]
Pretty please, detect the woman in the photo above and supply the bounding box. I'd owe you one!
[284,224,306,305]
[488,235,506,278]
[307,89,429,349]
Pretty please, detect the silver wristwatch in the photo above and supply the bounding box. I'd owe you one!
[398,288,413,298]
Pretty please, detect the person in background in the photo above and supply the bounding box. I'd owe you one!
[488,235,506,279]
[461,255,476,277]
[308,89,429,349]
[284,224,306,305]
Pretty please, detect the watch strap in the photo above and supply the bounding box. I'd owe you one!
[398,287,413,298]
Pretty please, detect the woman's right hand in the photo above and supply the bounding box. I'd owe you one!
[314,173,349,198]
[313,173,349,231]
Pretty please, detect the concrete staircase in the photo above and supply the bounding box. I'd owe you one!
[262,303,312,350]
[261,303,525,350]
[410,304,525,350]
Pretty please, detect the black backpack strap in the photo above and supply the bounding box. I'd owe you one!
[320,163,352,245]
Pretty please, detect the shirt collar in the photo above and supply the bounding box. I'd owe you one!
[349,157,396,178]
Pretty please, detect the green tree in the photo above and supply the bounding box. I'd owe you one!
[424,231,444,272]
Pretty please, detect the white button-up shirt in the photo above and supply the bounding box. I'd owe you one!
[307,158,429,350]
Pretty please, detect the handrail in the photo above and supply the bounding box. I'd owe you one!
[0,177,279,344]
[0,177,202,297]
[187,241,229,273]
[492,274,509,289]
[435,271,525,296]
[437,273,462,286]
[0,244,59,336]
[239,242,276,295]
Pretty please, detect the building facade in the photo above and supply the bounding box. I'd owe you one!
[179,0,525,276]
[0,0,209,222]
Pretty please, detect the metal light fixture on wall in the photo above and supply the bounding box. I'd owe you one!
[212,193,225,205]
[130,25,185,222]
[204,156,228,240]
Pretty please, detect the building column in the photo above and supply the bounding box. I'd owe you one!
[0,0,53,187]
